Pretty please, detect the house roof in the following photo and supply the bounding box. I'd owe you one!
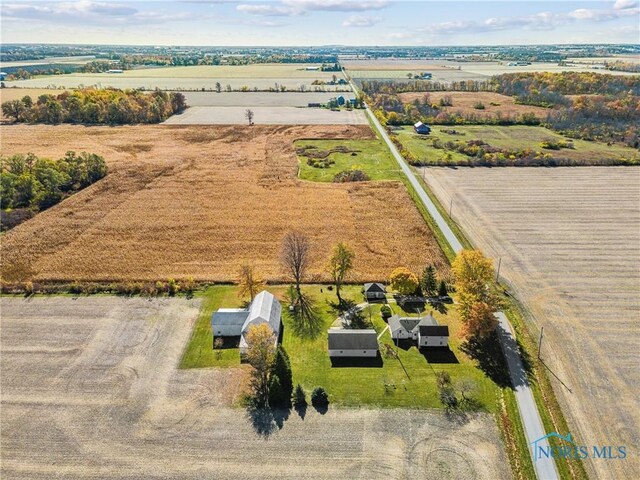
[242,290,282,335]
[419,325,449,337]
[212,308,249,326]
[364,282,386,293]
[389,314,438,333]
[414,121,424,128]
[328,329,379,350]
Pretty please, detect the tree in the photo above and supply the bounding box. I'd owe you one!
[326,242,354,304]
[438,280,448,297]
[292,384,307,408]
[271,346,293,403]
[389,267,419,295]
[463,301,498,338]
[451,250,494,298]
[421,265,437,297]
[311,387,329,408]
[244,324,276,407]
[268,374,287,407]
[280,231,311,300]
[236,264,266,302]
[245,108,254,125]
[215,82,222,93]
[2,100,27,122]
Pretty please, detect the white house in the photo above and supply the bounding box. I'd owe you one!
[389,314,449,348]
[328,329,379,357]
[211,290,282,355]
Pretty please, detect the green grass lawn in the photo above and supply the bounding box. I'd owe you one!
[396,125,638,165]
[295,139,401,182]
[181,284,500,412]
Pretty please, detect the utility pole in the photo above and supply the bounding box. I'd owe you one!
[496,257,502,282]
[537,326,544,360]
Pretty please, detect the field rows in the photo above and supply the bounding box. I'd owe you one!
[422,166,640,480]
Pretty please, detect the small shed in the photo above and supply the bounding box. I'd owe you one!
[364,282,386,301]
[328,329,379,357]
[414,121,431,135]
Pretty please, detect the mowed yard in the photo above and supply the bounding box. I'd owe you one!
[396,125,638,165]
[1,124,447,283]
[181,285,499,412]
[422,166,640,480]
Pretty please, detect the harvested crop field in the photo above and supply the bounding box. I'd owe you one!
[0,296,511,480]
[422,166,640,480]
[164,106,367,125]
[180,91,343,107]
[398,91,553,119]
[0,124,447,283]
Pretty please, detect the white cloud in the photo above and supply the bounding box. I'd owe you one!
[237,0,388,17]
[613,0,638,10]
[342,15,381,27]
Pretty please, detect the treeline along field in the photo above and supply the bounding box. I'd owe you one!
[1,89,187,124]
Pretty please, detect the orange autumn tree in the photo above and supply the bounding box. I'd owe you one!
[452,249,498,338]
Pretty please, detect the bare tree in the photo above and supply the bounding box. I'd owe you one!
[280,231,311,300]
[245,108,254,125]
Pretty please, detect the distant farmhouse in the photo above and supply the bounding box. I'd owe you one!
[364,282,386,301]
[328,329,379,357]
[211,290,282,355]
[414,121,431,135]
[107,69,124,74]
[389,313,449,347]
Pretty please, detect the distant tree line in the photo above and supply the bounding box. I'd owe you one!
[1,152,107,230]
[1,89,187,125]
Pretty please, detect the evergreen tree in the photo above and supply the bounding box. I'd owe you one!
[268,374,287,407]
[438,280,448,297]
[271,346,293,402]
[421,265,437,297]
[292,384,307,408]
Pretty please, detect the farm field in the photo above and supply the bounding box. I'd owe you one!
[0,296,511,480]
[3,64,349,91]
[295,138,401,182]
[398,91,553,119]
[182,285,498,411]
[164,106,367,125]
[180,91,343,107]
[0,55,96,68]
[396,125,638,165]
[422,166,640,480]
[0,124,446,283]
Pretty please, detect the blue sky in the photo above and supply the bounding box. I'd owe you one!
[1,0,639,46]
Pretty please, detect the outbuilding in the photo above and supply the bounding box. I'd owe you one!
[364,282,386,301]
[328,329,379,357]
[414,121,431,135]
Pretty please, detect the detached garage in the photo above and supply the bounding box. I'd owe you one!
[328,329,379,357]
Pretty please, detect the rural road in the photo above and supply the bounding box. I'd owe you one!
[356,84,559,480]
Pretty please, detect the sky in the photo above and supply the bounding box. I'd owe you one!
[1,0,639,46]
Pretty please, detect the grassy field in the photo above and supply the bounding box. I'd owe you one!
[1,124,448,284]
[181,284,501,411]
[295,138,401,182]
[424,166,639,480]
[396,125,638,165]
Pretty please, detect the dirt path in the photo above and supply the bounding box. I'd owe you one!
[1,296,511,480]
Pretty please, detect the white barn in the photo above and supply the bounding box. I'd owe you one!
[389,314,449,348]
[328,329,379,357]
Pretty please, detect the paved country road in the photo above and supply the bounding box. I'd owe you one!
[358,92,559,480]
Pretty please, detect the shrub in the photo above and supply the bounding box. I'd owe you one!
[473,101,485,110]
[332,169,370,183]
[380,305,392,319]
[311,387,329,407]
[292,384,307,408]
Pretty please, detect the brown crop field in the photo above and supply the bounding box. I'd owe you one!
[0,296,511,480]
[0,124,448,283]
[422,166,640,480]
[398,91,553,119]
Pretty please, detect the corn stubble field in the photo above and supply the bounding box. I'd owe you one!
[423,166,640,480]
[1,124,448,284]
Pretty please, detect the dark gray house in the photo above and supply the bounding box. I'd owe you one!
[364,282,386,301]
[414,121,431,135]
[328,329,379,357]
